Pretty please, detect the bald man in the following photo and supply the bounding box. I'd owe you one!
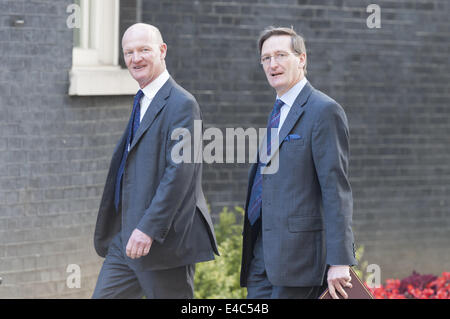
[92,23,218,299]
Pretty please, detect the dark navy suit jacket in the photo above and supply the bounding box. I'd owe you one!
[94,77,218,271]
[241,82,357,287]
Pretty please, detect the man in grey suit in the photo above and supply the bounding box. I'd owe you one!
[92,23,218,298]
[240,27,357,299]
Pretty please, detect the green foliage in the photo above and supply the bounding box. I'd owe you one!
[194,206,247,299]
[353,244,369,282]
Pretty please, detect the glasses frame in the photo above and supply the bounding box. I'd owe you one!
[260,51,299,66]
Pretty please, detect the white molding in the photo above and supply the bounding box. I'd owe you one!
[72,47,99,66]
[69,66,139,96]
[69,0,127,96]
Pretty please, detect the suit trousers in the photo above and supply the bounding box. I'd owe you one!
[246,229,326,299]
[92,232,195,299]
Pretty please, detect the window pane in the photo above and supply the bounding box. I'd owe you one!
[88,0,96,49]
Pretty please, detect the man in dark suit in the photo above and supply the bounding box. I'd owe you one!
[92,23,218,298]
[240,27,357,299]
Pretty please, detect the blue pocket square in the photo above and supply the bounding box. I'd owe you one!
[284,134,301,142]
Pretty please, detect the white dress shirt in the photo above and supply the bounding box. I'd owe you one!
[276,77,308,134]
[139,69,171,122]
[127,69,170,152]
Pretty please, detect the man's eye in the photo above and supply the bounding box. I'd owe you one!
[262,56,270,62]
[277,53,287,58]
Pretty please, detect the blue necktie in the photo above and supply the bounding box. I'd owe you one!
[247,99,284,225]
[114,89,144,212]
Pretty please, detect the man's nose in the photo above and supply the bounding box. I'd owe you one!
[132,52,143,62]
[268,56,280,68]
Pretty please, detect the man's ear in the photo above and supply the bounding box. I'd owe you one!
[298,52,306,69]
[160,43,168,59]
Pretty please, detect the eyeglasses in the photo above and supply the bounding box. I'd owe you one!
[260,51,298,66]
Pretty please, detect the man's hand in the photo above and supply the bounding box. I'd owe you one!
[327,265,352,299]
[126,229,153,259]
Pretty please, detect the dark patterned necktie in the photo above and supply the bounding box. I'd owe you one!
[247,99,284,225]
[114,89,144,212]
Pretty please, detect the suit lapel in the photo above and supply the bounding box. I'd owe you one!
[278,82,313,143]
[263,82,314,166]
[129,77,174,152]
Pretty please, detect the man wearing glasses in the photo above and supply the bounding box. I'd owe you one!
[240,27,357,299]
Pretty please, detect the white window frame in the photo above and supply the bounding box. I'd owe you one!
[69,0,138,96]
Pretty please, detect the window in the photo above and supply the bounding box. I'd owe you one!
[68,0,138,96]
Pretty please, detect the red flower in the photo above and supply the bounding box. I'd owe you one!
[369,271,450,299]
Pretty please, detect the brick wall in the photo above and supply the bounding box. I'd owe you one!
[0,0,131,298]
[0,0,449,298]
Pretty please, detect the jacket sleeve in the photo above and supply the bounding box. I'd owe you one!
[311,101,357,266]
[136,97,200,243]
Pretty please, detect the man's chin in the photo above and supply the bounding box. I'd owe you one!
[267,77,283,89]
[132,75,151,88]
[269,82,284,93]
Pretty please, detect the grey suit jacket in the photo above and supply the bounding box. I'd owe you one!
[241,82,357,287]
[94,77,218,271]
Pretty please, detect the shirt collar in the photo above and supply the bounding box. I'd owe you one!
[141,69,170,100]
[277,77,308,108]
